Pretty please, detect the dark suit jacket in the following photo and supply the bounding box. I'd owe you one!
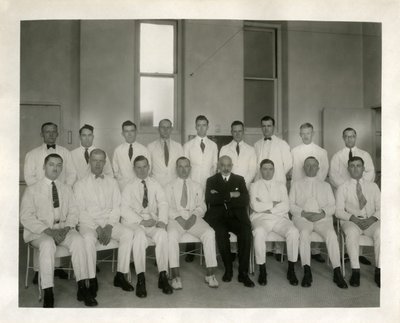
[205,172,250,225]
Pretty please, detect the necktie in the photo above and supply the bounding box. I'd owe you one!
[47,144,56,150]
[128,144,133,161]
[356,180,367,210]
[180,180,188,208]
[164,140,169,166]
[264,137,271,141]
[51,181,60,208]
[236,142,240,155]
[200,139,205,153]
[84,148,89,164]
[141,180,148,208]
[95,174,104,179]
[349,148,353,161]
[224,176,228,182]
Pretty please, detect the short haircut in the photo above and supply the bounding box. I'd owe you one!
[122,120,137,130]
[41,122,58,132]
[231,120,244,129]
[300,122,314,131]
[304,156,319,165]
[195,115,209,125]
[79,124,94,135]
[133,155,149,166]
[44,153,63,165]
[348,156,364,166]
[89,148,106,159]
[342,127,356,136]
[260,116,275,126]
[176,156,190,166]
[159,119,172,127]
[260,158,274,168]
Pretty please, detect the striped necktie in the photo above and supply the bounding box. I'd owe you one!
[200,139,205,153]
[356,180,367,210]
[51,181,60,208]
[180,180,188,208]
[128,144,133,161]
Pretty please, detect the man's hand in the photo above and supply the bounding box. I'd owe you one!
[230,191,240,198]
[358,217,377,230]
[301,211,323,222]
[102,224,113,245]
[349,215,364,229]
[141,219,157,227]
[44,228,64,245]
[156,221,167,229]
[185,214,197,230]
[175,216,187,230]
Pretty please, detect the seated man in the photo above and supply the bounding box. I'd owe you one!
[166,157,218,289]
[74,149,142,297]
[250,159,299,286]
[20,154,97,308]
[204,155,254,287]
[121,155,173,295]
[336,156,380,288]
[289,157,347,288]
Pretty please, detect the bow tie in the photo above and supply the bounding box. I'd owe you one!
[95,174,104,179]
[46,144,56,149]
[264,137,272,141]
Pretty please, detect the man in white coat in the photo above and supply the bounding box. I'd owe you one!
[20,153,97,308]
[289,156,348,289]
[71,124,113,182]
[112,120,150,191]
[166,157,218,290]
[219,120,257,189]
[250,159,299,286]
[147,119,184,187]
[336,156,380,288]
[121,155,173,295]
[74,149,142,297]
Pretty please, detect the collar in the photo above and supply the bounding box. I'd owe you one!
[160,138,170,145]
[262,178,273,184]
[91,173,104,180]
[44,177,58,186]
[350,177,364,185]
[232,140,243,146]
[304,176,317,182]
[345,146,357,152]
[263,134,275,141]
[221,173,231,181]
[44,143,56,150]
[124,141,136,147]
[196,135,207,142]
[81,144,94,150]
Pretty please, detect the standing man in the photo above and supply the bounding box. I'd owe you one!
[121,155,173,295]
[71,124,113,181]
[24,122,76,186]
[166,157,219,290]
[250,159,299,287]
[204,156,254,288]
[74,149,141,297]
[336,156,380,288]
[113,120,150,191]
[289,157,348,289]
[219,120,257,188]
[20,154,97,308]
[147,119,184,187]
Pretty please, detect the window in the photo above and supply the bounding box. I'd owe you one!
[135,21,181,130]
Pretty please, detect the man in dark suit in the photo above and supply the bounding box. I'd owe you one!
[204,155,254,287]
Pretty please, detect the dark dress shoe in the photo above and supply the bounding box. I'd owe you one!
[311,254,325,263]
[301,265,312,287]
[54,268,69,279]
[158,271,173,294]
[238,274,255,288]
[333,267,348,289]
[77,281,98,307]
[287,269,299,286]
[359,256,371,265]
[136,273,147,298]
[89,277,98,297]
[349,269,360,287]
[114,272,134,291]
[258,264,267,286]
[43,287,54,308]
[222,270,233,282]
[32,271,38,285]
[374,268,380,288]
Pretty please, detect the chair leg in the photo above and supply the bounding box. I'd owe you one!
[341,236,345,276]
[38,271,42,302]
[111,249,116,272]
[200,244,203,266]
[25,245,30,288]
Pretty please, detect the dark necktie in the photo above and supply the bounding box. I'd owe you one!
[47,144,56,150]
[95,174,104,179]
[200,139,205,153]
[51,181,60,208]
[264,137,271,141]
[224,176,228,183]
[349,148,353,161]
[128,144,133,161]
[180,180,188,208]
[141,180,148,208]
[164,140,169,166]
[84,148,89,164]
[356,180,367,210]
[236,142,240,155]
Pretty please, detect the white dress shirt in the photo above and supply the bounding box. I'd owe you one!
[73,173,122,230]
[112,141,150,191]
[183,136,218,188]
[71,145,113,181]
[329,146,375,188]
[253,135,292,184]
[20,177,78,242]
[335,178,380,221]
[291,142,329,182]
[289,177,335,220]
[165,178,206,220]
[147,138,184,187]
[219,140,257,187]
[121,177,169,225]
[24,143,76,186]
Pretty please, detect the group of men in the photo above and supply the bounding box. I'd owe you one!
[20,114,380,308]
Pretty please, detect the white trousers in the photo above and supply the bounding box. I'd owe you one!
[167,217,217,268]
[140,226,169,273]
[79,223,137,277]
[341,220,380,269]
[293,217,341,268]
[31,230,88,289]
[252,215,299,265]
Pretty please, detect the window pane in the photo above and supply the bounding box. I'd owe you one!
[140,77,174,127]
[244,80,275,127]
[244,29,275,78]
[140,23,174,73]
